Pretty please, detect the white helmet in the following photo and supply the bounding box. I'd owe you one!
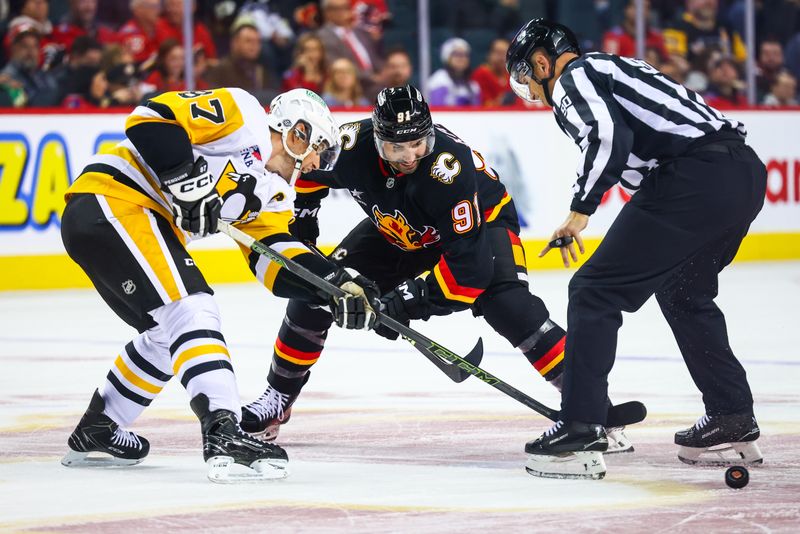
[267,88,341,185]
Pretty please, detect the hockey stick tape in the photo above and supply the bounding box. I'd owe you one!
[548,236,574,248]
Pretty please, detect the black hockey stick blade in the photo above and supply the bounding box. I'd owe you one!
[606,401,647,427]
[381,315,482,383]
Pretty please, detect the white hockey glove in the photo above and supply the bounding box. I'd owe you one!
[162,156,222,236]
[328,269,379,331]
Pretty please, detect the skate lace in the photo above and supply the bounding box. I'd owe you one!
[248,387,290,421]
[694,414,711,430]
[111,428,142,449]
[543,420,564,437]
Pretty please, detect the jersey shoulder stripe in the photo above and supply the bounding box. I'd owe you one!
[126,88,245,146]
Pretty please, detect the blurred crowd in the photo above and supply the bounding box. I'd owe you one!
[1,0,799,109]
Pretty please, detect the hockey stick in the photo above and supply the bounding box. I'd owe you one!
[217,220,482,383]
[219,222,647,426]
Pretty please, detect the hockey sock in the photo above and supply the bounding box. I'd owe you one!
[100,332,173,428]
[269,301,331,395]
[151,293,240,416]
[518,319,566,382]
[479,284,565,383]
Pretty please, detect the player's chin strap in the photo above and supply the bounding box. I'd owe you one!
[281,126,314,186]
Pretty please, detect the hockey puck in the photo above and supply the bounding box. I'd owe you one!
[725,466,749,489]
[548,236,574,248]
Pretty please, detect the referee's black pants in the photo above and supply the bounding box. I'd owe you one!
[560,141,767,425]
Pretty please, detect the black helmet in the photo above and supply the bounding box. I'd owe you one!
[372,85,436,162]
[506,18,581,105]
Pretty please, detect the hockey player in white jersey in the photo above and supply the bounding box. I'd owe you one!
[59,88,377,482]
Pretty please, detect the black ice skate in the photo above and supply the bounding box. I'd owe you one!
[675,412,763,466]
[191,393,288,483]
[524,420,609,480]
[241,375,308,441]
[61,389,150,468]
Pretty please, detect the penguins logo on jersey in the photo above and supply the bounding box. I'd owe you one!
[371,205,440,250]
[217,160,262,223]
[430,152,461,184]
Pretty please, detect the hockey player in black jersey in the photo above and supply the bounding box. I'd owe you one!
[241,85,632,453]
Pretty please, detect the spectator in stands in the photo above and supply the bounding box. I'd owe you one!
[322,57,368,107]
[0,23,60,106]
[6,0,53,56]
[762,70,798,106]
[602,0,669,62]
[155,0,217,61]
[50,35,102,102]
[353,0,391,43]
[118,0,161,66]
[206,18,277,104]
[105,62,142,104]
[380,47,413,88]
[785,32,800,86]
[756,38,785,102]
[281,33,326,94]
[660,59,687,84]
[471,38,513,107]
[237,0,295,80]
[96,0,132,28]
[703,54,746,107]
[61,65,110,108]
[316,0,383,99]
[663,0,746,74]
[99,43,142,105]
[427,37,481,107]
[51,0,118,54]
[142,38,187,94]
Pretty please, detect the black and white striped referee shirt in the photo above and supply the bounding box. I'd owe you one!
[552,52,746,215]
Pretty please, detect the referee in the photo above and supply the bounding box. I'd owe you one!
[507,19,767,479]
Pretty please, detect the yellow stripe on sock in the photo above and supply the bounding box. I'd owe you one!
[172,344,230,375]
[114,355,163,394]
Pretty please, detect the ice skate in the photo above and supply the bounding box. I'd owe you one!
[61,389,150,467]
[675,412,763,466]
[605,427,634,454]
[524,420,608,480]
[241,378,306,441]
[191,393,288,483]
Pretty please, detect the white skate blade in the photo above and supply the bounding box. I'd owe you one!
[525,451,607,480]
[61,449,144,468]
[678,441,763,466]
[205,455,288,484]
[605,427,635,454]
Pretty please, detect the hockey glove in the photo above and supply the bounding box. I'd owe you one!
[162,156,222,236]
[288,201,321,244]
[328,269,380,330]
[380,278,453,325]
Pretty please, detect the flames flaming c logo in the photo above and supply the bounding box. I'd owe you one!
[371,205,440,250]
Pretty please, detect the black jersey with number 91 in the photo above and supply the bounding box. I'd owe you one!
[295,118,517,307]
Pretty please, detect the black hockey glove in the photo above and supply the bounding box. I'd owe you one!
[380,278,453,325]
[327,269,380,331]
[288,202,321,244]
[162,156,222,236]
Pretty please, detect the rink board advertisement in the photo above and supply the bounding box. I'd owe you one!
[1,109,799,290]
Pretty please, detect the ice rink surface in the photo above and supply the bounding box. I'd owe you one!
[1,261,798,533]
